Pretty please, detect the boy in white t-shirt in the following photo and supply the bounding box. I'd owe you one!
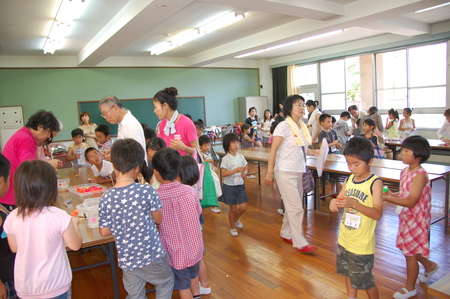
[333,111,352,154]
[85,147,116,184]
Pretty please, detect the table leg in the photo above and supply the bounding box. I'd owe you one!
[258,162,261,185]
[445,174,449,230]
[106,242,120,299]
[314,174,319,210]
[392,145,397,160]
[431,175,449,230]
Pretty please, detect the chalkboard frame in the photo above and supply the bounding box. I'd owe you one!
[77,97,206,136]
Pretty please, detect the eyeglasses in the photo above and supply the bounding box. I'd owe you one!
[293,104,306,107]
[101,106,114,118]
[45,131,53,145]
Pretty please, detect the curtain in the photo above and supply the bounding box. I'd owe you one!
[287,65,298,95]
[272,66,287,114]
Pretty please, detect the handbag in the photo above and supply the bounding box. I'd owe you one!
[303,168,315,194]
[200,162,220,208]
[301,147,315,194]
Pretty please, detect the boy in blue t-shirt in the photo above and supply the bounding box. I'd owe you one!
[318,113,341,154]
[0,154,17,299]
[99,139,174,299]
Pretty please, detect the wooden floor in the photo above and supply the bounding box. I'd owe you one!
[69,162,450,299]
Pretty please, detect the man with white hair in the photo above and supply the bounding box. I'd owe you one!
[99,96,147,162]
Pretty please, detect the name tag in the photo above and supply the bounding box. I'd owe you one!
[395,205,404,214]
[345,213,361,229]
[174,134,181,140]
[234,177,244,185]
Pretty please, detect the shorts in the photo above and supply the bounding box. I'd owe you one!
[4,281,17,299]
[50,288,71,299]
[262,136,270,144]
[219,184,249,206]
[336,244,375,290]
[172,262,200,290]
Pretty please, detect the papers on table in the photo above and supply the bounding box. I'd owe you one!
[316,138,329,177]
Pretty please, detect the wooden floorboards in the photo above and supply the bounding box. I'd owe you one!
[69,162,450,299]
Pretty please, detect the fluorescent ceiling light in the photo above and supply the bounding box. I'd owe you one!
[413,2,450,13]
[151,42,176,56]
[235,50,265,59]
[235,30,343,59]
[300,30,343,42]
[173,29,205,47]
[265,40,300,51]
[43,39,61,55]
[150,11,244,55]
[202,12,244,33]
[43,0,85,54]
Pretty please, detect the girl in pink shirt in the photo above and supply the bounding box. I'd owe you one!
[153,87,199,156]
[4,160,82,299]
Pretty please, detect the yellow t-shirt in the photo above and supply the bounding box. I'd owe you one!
[387,120,400,138]
[338,174,381,255]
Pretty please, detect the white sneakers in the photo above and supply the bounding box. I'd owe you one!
[199,283,211,295]
[235,220,243,228]
[210,207,221,213]
[393,288,417,299]
[230,228,238,236]
[419,264,440,283]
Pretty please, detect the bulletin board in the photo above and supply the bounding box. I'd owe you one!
[78,97,206,136]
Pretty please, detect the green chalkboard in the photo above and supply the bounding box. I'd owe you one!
[78,97,205,136]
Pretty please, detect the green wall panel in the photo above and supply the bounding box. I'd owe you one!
[0,67,259,141]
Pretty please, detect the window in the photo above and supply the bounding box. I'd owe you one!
[319,57,361,111]
[293,41,448,130]
[375,43,447,110]
[294,63,318,86]
[413,113,446,129]
[376,50,407,108]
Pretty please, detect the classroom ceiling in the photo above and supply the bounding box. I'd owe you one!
[1,0,450,67]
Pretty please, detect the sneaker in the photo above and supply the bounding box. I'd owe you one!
[296,245,318,253]
[419,263,440,283]
[393,287,417,299]
[210,207,221,213]
[230,228,238,236]
[199,283,211,295]
[277,209,284,216]
[235,220,243,228]
[246,175,256,179]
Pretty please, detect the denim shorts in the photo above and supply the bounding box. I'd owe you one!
[50,288,72,299]
[172,262,200,290]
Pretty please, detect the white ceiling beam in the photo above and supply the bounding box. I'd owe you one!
[186,0,448,66]
[199,0,344,20]
[77,0,194,66]
[361,17,430,36]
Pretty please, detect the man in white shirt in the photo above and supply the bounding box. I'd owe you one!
[437,109,450,144]
[348,105,367,137]
[99,96,147,162]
